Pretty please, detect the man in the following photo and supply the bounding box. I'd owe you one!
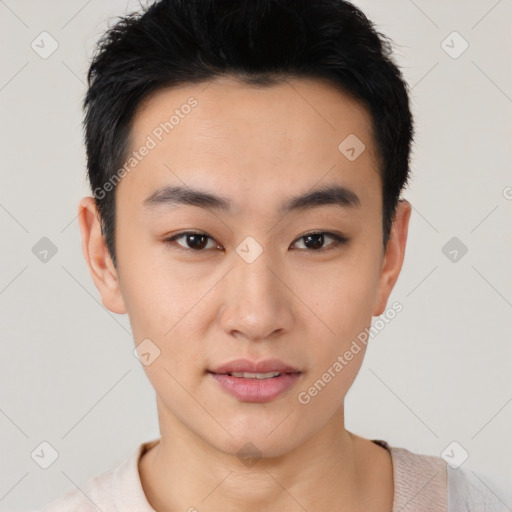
[38,0,504,510]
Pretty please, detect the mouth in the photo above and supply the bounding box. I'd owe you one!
[206,359,303,402]
[208,358,301,376]
[208,370,301,379]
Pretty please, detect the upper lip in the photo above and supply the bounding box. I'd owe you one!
[209,358,301,375]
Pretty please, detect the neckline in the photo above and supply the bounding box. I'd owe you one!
[371,438,392,451]
[124,438,395,512]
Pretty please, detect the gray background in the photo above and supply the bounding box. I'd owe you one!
[1,0,511,510]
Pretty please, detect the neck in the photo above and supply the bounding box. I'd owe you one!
[139,401,392,512]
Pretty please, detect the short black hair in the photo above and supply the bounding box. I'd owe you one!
[84,0,414,270]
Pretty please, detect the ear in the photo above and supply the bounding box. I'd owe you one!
[77,196,127,314]
[373,199,412,316]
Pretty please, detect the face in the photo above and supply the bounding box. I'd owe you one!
[79,76,410,457]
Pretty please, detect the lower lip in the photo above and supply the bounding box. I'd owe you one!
[208,372,301,403]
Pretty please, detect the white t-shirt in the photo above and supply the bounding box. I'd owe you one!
[33,438,509,511]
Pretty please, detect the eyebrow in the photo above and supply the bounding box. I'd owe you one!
[143,183,361,215]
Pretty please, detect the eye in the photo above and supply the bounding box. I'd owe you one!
[291,231,348,253]
[163,230,348,254]
[164,231,220,253]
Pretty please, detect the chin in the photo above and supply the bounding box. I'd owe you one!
[203,421,305,462]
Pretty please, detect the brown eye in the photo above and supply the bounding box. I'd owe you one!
[292,232,348,252]
[164,231,219,252]
[163,230,348,255]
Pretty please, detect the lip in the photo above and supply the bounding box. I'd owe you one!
[208,372,302,403]
[208,358,301,375]
[207,358,302,403]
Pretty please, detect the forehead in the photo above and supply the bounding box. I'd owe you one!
[118,76,381,216]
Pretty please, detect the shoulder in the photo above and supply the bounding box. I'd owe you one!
[34,442,150,512]
[386,444,447,512]
[374,440,509,512]
[446,465,511,511]
[36,468,116,511]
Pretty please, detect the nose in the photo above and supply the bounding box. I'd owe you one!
[219,249,295,342]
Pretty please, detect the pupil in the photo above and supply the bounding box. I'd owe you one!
[188,234,207,249]
[305,233,324,250]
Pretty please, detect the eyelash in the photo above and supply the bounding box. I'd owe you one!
[163,230,349,254]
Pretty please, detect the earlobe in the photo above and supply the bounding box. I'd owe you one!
[372,199,412,317]
[77,196,127,314]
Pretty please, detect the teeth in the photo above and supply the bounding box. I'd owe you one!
[229,371,281,379]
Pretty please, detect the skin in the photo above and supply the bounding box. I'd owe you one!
[78,76,411,512]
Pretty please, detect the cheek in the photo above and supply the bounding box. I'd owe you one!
[297,260,379,341]
[293,249,380,402]
[119,262,212,385]
[116,240,199,340]
[125,286,206,360]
